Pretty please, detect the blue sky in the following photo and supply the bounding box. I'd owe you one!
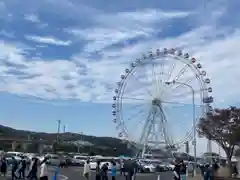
[1,0,240,155]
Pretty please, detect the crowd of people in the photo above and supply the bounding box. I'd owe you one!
[82,158,222,180]
[1,156,236,180]
[83,158,138,180]
[199,161,239,180]
[0,156,49,180]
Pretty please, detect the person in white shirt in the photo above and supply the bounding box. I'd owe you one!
[83,159,91,179]
[40,157,49,180]
[120,159,125,176]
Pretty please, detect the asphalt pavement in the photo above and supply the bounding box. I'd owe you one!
[53,167,173,180]
[0,166,173,180]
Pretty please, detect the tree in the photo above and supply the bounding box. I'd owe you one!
[198,107,240,168]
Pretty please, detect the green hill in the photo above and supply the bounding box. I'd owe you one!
[0,125,134,156]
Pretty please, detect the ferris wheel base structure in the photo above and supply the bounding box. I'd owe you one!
[112,47,214,159]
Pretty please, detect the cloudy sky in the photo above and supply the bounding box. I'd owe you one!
[0,0,239,156]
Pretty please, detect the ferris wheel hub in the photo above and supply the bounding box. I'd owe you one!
[152,98,161,106]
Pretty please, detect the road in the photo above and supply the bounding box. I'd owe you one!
[0,166,173,180]
[59,167,173,180]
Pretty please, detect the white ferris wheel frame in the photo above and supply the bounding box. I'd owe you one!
[112,47,214,150]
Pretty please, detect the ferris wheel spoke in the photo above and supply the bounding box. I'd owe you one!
[172,64,190,82]
[161,100,203,107]
[124,104,145,112]
[131,73,152,96]
[166,62,176,85]
[159,62,175,96]
[122,97,147,101]
[170,89,201,98]
[156,69,164,95]
[151,62,159,96]
[157,60,165,87]
[127,109,145,121]
[173,74,197,90]
[163,64,191,94]
[167,80,194,95]
[162,74,196,97]
[138,114,148,125]
[124,104,144,112]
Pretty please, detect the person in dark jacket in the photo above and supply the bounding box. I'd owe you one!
[233,165,238,178]
[18,157,27,179]
[173,160,186,180]
[11,157,18,180]
[132,160,138,180]
[28,158,38,180]
[125,160,135,180]
[204,164,212,180]
[173,161,181,180]
[0,157,7,177]
[101,163,109,180]
[200,164,205,177]
[179,160,187,173]
[212,162,219,178]
[95,161,101,180]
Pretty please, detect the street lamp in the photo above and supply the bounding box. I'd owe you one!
[77,132,83,153]
[165,80,197,176]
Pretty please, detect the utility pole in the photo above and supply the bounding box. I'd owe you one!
[57,120,61,143]
[80,132,83,142]
[78,132,83,153]
[63,125,66,133]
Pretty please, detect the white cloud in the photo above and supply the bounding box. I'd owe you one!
[24,14,48,28]
[66,9,191,52]
[25,35,71,46]
[24,14,40,23]
[0,5,239,105]
[0,30,14,38]
[111,9,192,23]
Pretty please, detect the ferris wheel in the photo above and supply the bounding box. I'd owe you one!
[112,48,213,158]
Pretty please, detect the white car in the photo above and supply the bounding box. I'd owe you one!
[73,155,88,166]
[90,158,120,170]
[5,155,21,164]
[162,163,175,170]
[90,159,111,170]
[143,164,157,172]
[45,154,61,166]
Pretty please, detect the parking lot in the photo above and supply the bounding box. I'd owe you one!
[0,166,173,180]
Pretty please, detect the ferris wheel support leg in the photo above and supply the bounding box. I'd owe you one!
[142,114,155,157]
[158,106,173,146]
[139,109,153,158]
[141,145,146,158]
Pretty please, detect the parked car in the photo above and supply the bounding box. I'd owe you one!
[90,157,120,170]
[45,154,61,166]
[5,151,23,164]
[143,163,157,172]
[64,156,73,166]
[137,159,171,173]
[72,155,88,166]
[5,155,22,165]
